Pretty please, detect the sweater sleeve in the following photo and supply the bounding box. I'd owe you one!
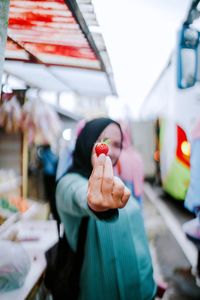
[56,173,118,221]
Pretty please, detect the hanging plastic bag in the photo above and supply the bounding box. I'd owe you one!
[0,96,22,133]
[0,240,31,292]
[21,98,62,149]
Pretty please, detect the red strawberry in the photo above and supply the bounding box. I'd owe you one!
[95,139,110,157]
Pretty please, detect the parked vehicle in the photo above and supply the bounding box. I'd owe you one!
[142,0,200,200]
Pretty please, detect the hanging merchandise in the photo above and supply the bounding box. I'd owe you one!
[0,96,22,133]
[21,99,62,149]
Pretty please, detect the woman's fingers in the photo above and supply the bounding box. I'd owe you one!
[89,154,106,196]
[101,156,114,199]
[120,186,131,208]
[112,177,125,207]
[112,177,124,199]
[88,155,130,212]
[112,177,130,208]
[88,154,106,210]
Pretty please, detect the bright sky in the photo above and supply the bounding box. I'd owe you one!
[92,0,191,119]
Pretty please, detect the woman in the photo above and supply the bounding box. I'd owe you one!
[56,117,156,300]
[183,117,200,286]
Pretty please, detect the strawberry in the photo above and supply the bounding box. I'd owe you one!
[95,139,110,157]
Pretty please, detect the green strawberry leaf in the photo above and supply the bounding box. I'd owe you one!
[102,138,110,145]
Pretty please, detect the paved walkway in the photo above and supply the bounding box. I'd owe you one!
[143,185,200,299]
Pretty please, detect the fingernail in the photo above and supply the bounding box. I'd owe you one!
[98,153,106,162]
[106,155,112,163]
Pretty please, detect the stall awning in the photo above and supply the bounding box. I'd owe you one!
[3,61,112,96]
[4,0,116,96]
[6,0,100,69]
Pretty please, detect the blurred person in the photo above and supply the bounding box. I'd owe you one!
[37,144,59,221]
[56,119,86,182]
[183,117,200,285]
[184,117,200,215]
[56,117,156,300]
[115,121,144,207]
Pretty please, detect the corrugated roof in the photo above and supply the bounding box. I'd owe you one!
[6,0,100,69]
[4,0,116,96]
[76,0,114,76]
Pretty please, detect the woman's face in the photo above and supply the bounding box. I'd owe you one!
[92,123,122,166]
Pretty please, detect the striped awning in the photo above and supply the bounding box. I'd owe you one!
[6,0,101,70]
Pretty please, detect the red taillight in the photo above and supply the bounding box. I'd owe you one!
[176,125,190,167]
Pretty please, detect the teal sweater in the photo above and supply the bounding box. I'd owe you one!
[56,173,156,300]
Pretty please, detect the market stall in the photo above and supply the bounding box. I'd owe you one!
[0,89,61,299]
[0,220,58,300]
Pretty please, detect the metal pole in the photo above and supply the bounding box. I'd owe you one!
[0,0,10,94]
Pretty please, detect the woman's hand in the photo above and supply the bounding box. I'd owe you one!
[87,154,130,212]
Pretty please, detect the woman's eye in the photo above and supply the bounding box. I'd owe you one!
[113,142,121,149]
